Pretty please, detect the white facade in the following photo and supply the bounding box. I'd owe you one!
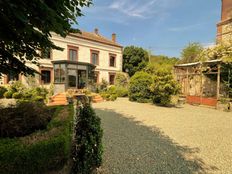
[2,30,123,90]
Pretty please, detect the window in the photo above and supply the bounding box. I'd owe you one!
[91,51,99,65]
[68,46,78,61]
[41,48,51,59]
[109,73,115,85]
[54,64,66,83]
[109,54,116,67]
[41,70,51,84]
[7,72,19,83]
[94,71,99,83]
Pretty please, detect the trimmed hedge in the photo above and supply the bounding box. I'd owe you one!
[71,104,103,174]
[0,105,74,174]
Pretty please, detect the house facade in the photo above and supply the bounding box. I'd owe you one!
[1,29,123,93]
[217,0,232,42]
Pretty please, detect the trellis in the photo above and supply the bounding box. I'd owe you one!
[174,59,228,107]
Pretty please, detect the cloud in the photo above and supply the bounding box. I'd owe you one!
[168,23,202,32]
[83,0,181,24]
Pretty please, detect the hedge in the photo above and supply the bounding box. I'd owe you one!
[0,105,74,174]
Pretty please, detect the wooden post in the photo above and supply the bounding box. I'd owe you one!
[200,64,203,104]
[186,67,189,95]
[217,64,221,100]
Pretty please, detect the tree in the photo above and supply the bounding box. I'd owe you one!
[178,42,203,64]
[145,55,178,74]
[123,46,149,77]
[0,0,92,76]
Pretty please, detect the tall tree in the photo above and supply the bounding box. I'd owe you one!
[178,42,203,64]
[0,0,92,76]
[123,46,149,77]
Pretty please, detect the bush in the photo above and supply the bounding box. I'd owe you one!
[0,102,52,138]
[150,70,180,106]
[0,105,74,174]
[3,91,13,99]
[100,86,118,101]
[128,71,153,103]
[116,86,128,97]
[115,72,129,87]
[12,92,23,99]
[0,86,7,98]
[71,105,103,174]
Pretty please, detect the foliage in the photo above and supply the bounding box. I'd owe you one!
[115,86,128,97]
[150,70,180,106]
[95,79,108,93]
[128,71,153,103]
[71,105,103,174]
[178,42,203,64]
[3,91,13,99]
[0,102,52,138]
[115,72,129,87]
[0,105,74,174]
[12,92,23,99]
[147,55,178,73]
[0,0,92,75]
[198,41,232,63]
[0,86,7,98]
[123,46,149,77]
[100,86,118,101]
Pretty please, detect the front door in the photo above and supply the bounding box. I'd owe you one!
[68,69,78,88]
[78,70,87,89]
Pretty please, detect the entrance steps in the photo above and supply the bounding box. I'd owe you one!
[47,93,68,106]
[92,94,104,103]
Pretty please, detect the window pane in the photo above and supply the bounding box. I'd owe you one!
[54,64,60,83]
[109,74,115,85]
[68,69,77,87]
[41,70,51,84]
[110,56,115,67]
[69,49,77,61]
[60,64,66,82]
[91,53,98,65]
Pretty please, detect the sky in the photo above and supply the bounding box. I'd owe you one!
[75,0,221,58]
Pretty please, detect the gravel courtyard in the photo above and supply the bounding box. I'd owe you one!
[93,98,232,174]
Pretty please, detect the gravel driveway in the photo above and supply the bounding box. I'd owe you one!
[93,98,232,174]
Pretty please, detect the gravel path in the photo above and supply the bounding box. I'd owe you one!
[93,98,232,174]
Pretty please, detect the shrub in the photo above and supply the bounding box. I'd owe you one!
[128,71,153,103]
[0,102,52,138]
[116,86,128,97]
[0,105,74,174]
[12,92,23,99]
[3,91,13,99]
[150,70,180,106]
[71,105,103,174]
[0,86,7,98]
[115,72,129,87]
[100,86,118,101]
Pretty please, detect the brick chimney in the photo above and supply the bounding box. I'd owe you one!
[112,33,116,42]
[94,28,99,35]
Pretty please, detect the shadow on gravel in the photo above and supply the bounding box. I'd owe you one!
[95,108,218,174]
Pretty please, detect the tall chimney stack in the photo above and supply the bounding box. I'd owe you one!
[112,33,116,42]
[94,28,99,35]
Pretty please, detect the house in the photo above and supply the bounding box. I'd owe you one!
[2,28,123,93]
[217,0,232,42]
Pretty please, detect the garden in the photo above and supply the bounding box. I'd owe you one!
[0,82,103,174]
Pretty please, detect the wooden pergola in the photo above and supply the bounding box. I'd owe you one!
[174,59,223,107]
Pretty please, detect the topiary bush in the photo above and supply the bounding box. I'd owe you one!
[0,86,7,98]
[115,86,128,97]
[128,71,153,103]
[150,70,180,106]
[0,102,52,138]
[71,105,103,174]
[100,86,118,101]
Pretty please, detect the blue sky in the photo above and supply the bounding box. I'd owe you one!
[76,0,221,58]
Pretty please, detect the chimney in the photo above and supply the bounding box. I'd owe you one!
[112,33,116,42]
[94,28,99,35]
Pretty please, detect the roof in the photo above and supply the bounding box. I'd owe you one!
[69,31,123,48]
[174,59,223,68]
